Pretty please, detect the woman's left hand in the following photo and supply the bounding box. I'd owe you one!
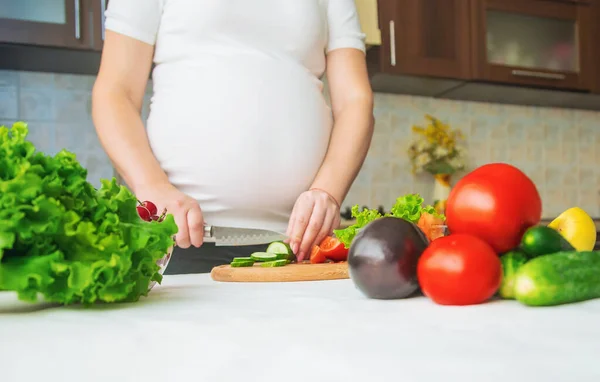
[286,189,341,261]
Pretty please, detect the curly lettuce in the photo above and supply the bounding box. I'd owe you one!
[0,121,178,305]
[333,193,443,248]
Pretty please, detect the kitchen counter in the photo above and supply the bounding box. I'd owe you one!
[1,274,600,382]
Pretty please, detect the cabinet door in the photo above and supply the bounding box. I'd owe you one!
[378,0,472,79]
[355,0,382,45]
[471,0,594,90]
[592,0,600,94]
[92,0,109,51]
[0,0,92,49]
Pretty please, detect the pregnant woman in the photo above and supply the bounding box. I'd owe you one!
[92,0,374,274]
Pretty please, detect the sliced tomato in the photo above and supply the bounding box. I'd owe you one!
[318,236,349,262]
[309,245,326,264]
[417,212,446,242]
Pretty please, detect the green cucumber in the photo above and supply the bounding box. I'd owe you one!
[266,241,292,255]
[274,253,294,261]
[250,252,278,262]
[498,250,529,299]
[260,259,288,268]
[513,250,600,306]
[231,257,253,263]
[266,242,295,261]
[520,225,574,258]
[230,260,255,267]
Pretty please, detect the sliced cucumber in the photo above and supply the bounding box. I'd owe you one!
[230,260,254,267]
[266,241,292,255]
[260,259,288,267]
[266,241,296,261]
[231,257,253,263]
[275,253,296,261]
[250,252,278,262]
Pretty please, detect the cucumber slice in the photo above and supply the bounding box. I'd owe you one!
[250,252,278,262]
[260,259,288,267]
[230,260,254,267]
[266,241,292,255]
[266,241,296,261]
[275,253,295,261]
[231,257,253,263]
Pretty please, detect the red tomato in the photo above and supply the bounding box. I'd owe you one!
[445,163,541,254]
[417,234,502,306]
[309,245,326,264]
[319,236,348,262]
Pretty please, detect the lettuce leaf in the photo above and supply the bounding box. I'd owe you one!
[390,194,441,223]
[0,122,178,305]
[333,193,442,248]
[333,205,382,249]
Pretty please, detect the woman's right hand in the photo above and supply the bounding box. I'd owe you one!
[136,182,205,248]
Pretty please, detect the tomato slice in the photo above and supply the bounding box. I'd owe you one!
[309,245,326,264]
[318,236,349,262]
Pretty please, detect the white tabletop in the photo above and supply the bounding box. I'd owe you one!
[1,274,599,382]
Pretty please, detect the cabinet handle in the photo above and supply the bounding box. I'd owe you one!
[100,0,107,40]
[74,0,81,39]
[511,70,566,80]
[389,20,396,66]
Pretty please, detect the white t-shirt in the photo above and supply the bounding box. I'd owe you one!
[105,0,366,233]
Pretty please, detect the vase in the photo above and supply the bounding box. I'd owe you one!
[432,173,452,215]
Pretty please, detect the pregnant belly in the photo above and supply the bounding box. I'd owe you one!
[146,56,333,220]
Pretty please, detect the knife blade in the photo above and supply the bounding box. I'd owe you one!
[203,225,288,246]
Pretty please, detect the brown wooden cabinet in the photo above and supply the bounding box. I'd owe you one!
[377,0,472,79]
[470,0,595,91]
[364,0,600,109]
[91,0,109,51]
[0,0,95,49]
[592,0,600,93]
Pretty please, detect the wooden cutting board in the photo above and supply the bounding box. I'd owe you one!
[210,262,349,282]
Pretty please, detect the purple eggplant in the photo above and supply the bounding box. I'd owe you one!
[348,216,429,299]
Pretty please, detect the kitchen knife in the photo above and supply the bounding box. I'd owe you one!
[203,225,288,246]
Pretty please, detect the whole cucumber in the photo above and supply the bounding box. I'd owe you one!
[520,225,574,258]
[498,250,529,299]
[513,251,600,306]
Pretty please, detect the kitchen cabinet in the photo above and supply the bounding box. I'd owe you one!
[0,0,94,49]
[355,0,382,46]
[592,0,600,93]
[377,0,472,79]
[360,0,600,109]
[91,0,109,51]
[470,0,595,91]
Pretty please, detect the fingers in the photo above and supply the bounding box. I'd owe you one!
[287,189,344,261]
[174,208,191,248]
[297,204,326,261]
[187,204,204,247]
[172,198,204,249]
[313,206,336,249]
[332,213,341,232]
[289,197,315,260]
[285,202,299,245]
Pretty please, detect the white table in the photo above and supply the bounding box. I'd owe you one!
[1,274,599,382]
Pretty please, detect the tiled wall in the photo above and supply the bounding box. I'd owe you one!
[345,93,600,218]
[1,69,598,218]
[0,70,152,188]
